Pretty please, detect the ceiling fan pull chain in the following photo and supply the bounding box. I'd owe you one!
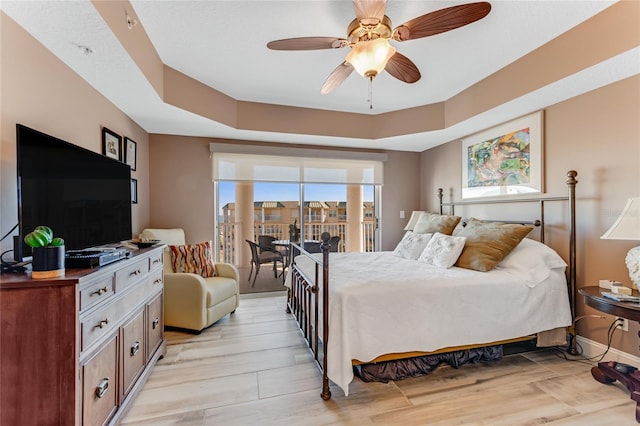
[368,76,373,110]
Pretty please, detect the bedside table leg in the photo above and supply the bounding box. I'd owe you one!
[591,361,640,423]
[591,365,616,384]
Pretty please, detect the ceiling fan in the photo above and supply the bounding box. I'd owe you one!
[267,1,492,95]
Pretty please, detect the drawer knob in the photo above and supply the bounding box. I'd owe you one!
[152,259,161,264]
[130,269,142,276]
[130,341,140,357]
[153,278,162,285]
[152,317,160,329]
[95,318,110,329]
[95,378,109,399]
[91,286,108,296]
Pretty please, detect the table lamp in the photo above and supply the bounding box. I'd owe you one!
[601,197,640,290]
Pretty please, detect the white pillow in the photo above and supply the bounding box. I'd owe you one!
[393,231,433,260]
[497,238,567,287]
[418,232,466,268]
[403,211,427,231]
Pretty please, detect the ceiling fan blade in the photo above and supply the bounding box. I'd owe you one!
[320,62,354,94]
[267,37,347,51]
[384,52,421,83]
[353,0,387,25]
[393,2,491,41]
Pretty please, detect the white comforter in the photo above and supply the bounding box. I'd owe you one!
[289,251,572,396]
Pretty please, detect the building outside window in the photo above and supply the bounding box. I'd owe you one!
[218,187,377,263]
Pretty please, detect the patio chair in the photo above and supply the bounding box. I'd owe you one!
[246,240,285,287]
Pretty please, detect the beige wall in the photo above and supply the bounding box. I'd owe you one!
[380,150,422,249]
[147,135,421,251]
[0,13,150,254]
[420,75,640,354]
[147,135,216,245]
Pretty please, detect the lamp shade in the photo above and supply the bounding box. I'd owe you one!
[601,197,640,240]
[346,38,396,78]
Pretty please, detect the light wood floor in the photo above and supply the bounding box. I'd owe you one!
[121,293,637,425]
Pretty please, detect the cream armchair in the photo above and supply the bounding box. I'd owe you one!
[141,228,239,333]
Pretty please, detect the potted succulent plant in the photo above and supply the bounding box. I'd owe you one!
[24,225,65,279]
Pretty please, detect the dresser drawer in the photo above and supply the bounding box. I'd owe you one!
[121,309,146,398]
[81,277,153,352]
[81,299,119,352]
[82,334,118,426]
[79,275,115,312]
[147,293,163,361]
[148,251,163,271]
[115,258,149,291]
[149,268,163,292]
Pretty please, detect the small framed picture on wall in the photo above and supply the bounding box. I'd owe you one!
[125,137,137,171]
[102,127,122,161]
[131,178,138,204]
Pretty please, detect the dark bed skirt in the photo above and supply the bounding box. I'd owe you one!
[354,345,503,383]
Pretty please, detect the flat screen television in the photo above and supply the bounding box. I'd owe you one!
[16,124,132,260]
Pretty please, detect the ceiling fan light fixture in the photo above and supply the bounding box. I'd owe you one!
[346,38,396,78]
[267,1,492,94]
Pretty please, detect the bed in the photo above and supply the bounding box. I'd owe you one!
[286,171,578,400]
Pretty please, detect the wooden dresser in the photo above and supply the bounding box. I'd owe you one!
[0,246,166,425]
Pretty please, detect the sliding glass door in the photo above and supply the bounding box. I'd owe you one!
[215,181,379,263]
[212,150,383,263]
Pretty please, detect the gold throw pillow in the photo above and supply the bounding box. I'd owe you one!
[454,218,533,272]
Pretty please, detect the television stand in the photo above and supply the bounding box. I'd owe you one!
[0,246,165,425]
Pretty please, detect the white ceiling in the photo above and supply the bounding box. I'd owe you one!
[2,0,637,152]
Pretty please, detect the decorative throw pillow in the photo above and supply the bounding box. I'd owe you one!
[393,231,434,260]
[454,218,533,272]
[169,241,217,278]
[413,212,462,235]
[418,232,467,268]
[403,211,427,231]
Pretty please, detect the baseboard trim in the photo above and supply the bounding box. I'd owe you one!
[576,335,640,365]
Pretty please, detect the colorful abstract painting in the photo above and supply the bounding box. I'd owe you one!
[467,127,531,188]
[461,111,543,199]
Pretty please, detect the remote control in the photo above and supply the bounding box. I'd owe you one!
[601,291,640,303]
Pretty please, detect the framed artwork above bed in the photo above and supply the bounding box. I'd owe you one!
[461,111,544,199]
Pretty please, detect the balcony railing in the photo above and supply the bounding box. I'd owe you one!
[217,221,375,264]
[254,214,282,222]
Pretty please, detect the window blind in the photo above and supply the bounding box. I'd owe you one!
[211,147,385,185]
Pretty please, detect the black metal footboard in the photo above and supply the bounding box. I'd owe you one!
[287,232,332,400]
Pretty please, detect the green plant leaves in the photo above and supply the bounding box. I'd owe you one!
[24,225,59,248]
